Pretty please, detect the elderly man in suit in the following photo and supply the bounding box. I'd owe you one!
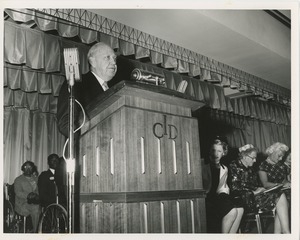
[14,161,40,232]
[56,42,118,137]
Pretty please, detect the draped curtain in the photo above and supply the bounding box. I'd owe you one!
[197,107,291,163]
[4,108,65,184]
[210,109,291,152]
[3,9,291,184]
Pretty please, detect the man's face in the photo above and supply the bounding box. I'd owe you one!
[90,46,117,81]
[49,157,59,170]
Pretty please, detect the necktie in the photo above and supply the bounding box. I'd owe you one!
[102,82,109,91]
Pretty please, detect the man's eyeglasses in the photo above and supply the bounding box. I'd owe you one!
[247,155,256,160]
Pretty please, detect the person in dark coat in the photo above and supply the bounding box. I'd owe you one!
[56,42,118,137]
[205,138,244,233]
[38,154,65,208]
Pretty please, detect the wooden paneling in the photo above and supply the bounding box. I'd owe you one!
[79,198,205,233]
[124,95,191,117]
[80,189,206,203]
[81,81,206,135]
[80,108,127,193]
[123,106,202,192]
[79,83,206,233]
[127,202,141,233]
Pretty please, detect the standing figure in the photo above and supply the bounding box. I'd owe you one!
[205,138,244,233]
[38,154,63,208]
[57,42,118,137]
[228,144,290,233]
[14,161,40,232]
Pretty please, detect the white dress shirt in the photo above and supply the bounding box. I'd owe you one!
[49,168,55,175]
[91,71,109,91]
[216,164,230,195]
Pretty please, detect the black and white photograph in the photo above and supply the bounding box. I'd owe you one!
[1,1,299,240]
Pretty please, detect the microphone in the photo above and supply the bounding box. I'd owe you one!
[63,48,81,86]
[131,68,165,86]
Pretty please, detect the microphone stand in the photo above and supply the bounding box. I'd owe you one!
[67,66,76,233]
[63,47,80,233]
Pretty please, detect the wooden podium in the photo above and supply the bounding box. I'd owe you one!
[79,81,207,233]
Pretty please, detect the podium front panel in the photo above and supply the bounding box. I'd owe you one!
[79,93,206,233]
[124,106,202,192]
[80,198,206,233]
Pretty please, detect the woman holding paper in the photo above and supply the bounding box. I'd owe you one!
[228,144,290,233]
[258,143,291,190]
[259,143,291,221]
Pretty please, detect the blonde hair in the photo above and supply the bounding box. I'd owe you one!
[265,142,289,156]
[210,138,228,156]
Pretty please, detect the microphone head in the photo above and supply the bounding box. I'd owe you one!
[131,68,141,80]
[64,48,81,85]
[131,68,165,86]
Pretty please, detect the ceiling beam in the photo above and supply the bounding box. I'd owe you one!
[264,10,291,29]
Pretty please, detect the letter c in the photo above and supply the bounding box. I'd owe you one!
[153,123,164,138]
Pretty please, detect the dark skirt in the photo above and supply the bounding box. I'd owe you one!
[207,192,235,218]
[206,192,238,233]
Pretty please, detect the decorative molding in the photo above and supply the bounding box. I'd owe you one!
[35,8,290,100]
[3,8,291,106]
[80,189,207,203]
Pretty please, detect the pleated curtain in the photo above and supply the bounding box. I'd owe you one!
[3,10,291,184]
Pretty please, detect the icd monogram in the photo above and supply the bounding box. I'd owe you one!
[153,115,178,139]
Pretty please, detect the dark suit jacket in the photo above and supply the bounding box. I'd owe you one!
[57,71,114,136]
[56,57,135,136]
[38,169,57,207]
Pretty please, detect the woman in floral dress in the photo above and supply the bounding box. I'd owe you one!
[228,144,290,233]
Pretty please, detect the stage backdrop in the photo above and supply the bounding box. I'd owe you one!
[3,8,291,184]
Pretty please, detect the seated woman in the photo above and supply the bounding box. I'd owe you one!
[258,143,291,203]
[205,138,244,233]
[228,144,290,233]
[14,161,40,232]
